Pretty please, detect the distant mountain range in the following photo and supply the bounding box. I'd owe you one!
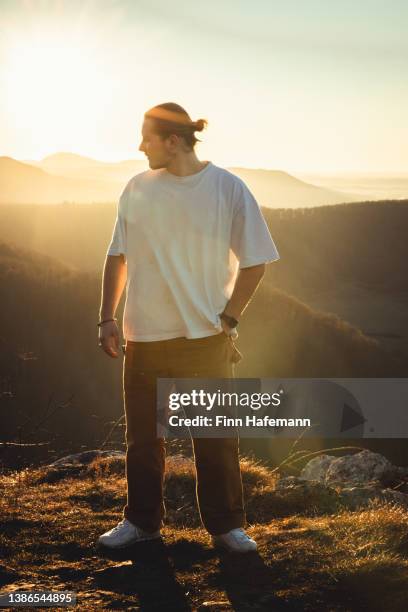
[228,166,357,208]
[298,172,408,201]
[0,156,120,205]
[27,152,145,183]
[0,153,357,206]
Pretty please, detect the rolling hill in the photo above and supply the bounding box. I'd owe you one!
[1,240,405,470]
[1,199,407,354]
[229,166,356,207]
[0,152,356,206]
[0,156,121,204]
[26,152,146,184]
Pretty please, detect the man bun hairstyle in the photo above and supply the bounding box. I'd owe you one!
[194,118,207,132]
[145,102,208,149]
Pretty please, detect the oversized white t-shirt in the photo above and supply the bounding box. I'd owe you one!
[106,161,280,341]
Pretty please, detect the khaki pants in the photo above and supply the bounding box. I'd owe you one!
[122,331,245,536]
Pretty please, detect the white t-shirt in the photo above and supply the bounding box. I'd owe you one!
[106,161,280,341]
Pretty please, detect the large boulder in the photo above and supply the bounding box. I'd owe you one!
[325,450,393,485]
[300,450,394,485]
[297,450,408,511]
[299,454,337,482]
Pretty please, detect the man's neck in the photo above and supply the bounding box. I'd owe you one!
[165,154,209,177]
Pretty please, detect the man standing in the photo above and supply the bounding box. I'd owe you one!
[97,103,279,553]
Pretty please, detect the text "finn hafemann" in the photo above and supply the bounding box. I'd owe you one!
[168,390,282,411]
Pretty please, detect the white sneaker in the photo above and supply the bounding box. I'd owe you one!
[97,519,161,549]
[212,528,257,553]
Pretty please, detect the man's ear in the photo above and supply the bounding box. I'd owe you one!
[168,133,180,149]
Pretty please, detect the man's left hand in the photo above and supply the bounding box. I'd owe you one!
[220,318,238,338]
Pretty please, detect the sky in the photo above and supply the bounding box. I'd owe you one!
[1,0,407,172]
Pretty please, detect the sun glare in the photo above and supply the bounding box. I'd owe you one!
[3,32,112,155]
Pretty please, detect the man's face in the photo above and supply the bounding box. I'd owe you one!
[138,118,173,169]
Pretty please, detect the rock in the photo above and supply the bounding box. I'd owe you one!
[36,450,125,483]
[49,450,125,467]
[273,467,408,514]
[37,451,194,484]
[300,450,394,486]
[325,450,393,485]
[381,465,408,489]
[339,485,408,510]
[300,454,337,482]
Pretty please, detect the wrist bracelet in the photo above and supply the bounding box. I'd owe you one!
[97,318,117,327]
[219,312,239,329]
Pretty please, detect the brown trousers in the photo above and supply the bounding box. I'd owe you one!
[122,331,245,536]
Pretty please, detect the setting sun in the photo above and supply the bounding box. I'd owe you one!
[3,31,117,157]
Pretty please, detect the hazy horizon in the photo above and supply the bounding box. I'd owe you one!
[5,152,407,178]
[3,151,408,205]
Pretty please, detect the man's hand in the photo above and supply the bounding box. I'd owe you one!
[98,320,120,358]
[220,318,239,338]
[220,318,233,336]
[98,254,127,358]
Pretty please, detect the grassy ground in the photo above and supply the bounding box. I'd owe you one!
[1,455,408,611]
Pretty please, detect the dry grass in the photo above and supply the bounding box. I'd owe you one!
[1,456,407,611]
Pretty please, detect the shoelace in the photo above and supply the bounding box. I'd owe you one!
[110,519,129,533]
